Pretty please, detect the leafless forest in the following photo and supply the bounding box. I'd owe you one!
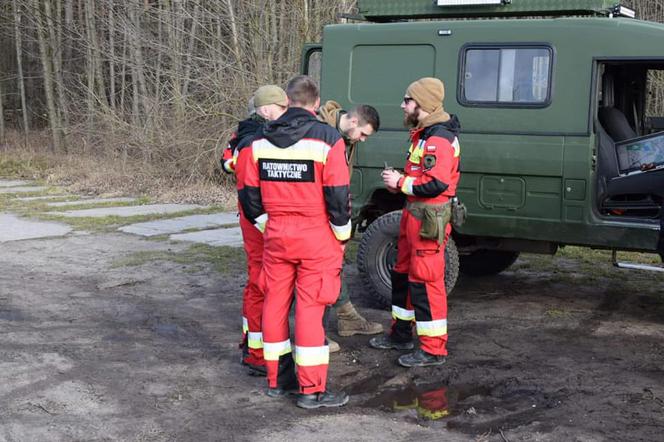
[0,0,662,193]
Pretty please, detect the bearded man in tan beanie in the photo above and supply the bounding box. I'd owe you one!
[369,77,461,368]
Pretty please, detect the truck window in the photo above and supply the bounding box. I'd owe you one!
[461,46,552,106]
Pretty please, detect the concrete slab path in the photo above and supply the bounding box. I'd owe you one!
[0,180,33,187]
[0,186,50,194]
[49,204,203,218]
[169,227,243,247]
[46,197,137,207]
[119,212,238,237]
[0,213,72,242]
[15,195,71,201]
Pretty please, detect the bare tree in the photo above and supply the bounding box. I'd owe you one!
[0,79,5,144]
[33,0,63,152]
[12,0,29,137]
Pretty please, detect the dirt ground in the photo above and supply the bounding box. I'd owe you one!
[1,228,663,441]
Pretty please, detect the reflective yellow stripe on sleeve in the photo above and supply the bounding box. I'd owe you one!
[254,213,268,233]
[294,345,329,366]
[330,220,352,241]
[416,319,448,337]
[242,316,249,334]
[401,176,415,196]
[247,332,263,350]
[263,339,292,361]
[392,305,415,321]
[452,137,461,158]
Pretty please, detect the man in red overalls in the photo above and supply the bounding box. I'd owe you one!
[370,77,461,368]
[238,75,350,409]
[232,86,288,374]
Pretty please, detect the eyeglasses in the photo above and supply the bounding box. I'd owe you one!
[402,96,414,105]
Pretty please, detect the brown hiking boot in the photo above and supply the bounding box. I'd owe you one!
[336,302,383,337]
[327,335,341,353]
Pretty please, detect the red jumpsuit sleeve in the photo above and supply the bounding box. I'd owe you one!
[236,146,267,231]
[221,133,238,174]
[400,135,455,198]
[323,138,351,241]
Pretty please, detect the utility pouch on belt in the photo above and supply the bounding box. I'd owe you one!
[410,202,451,245]
[450,197,467,229]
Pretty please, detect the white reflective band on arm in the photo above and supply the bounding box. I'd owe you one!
[247,332,263,349]
[416,319,448,337]
[452,137,461,158]
[254,213,268,233]
[263,339,292,361]
[330,220,352,241]
[223,158,235,173]
[242,316,249,334]
[392,305,415,321]
[401,176,415,196]
[294,345,329,366]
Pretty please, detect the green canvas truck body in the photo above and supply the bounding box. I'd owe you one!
[302,0,664,303]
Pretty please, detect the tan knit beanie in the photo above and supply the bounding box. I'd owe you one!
[406,77,445,114]
[253,85,288,108]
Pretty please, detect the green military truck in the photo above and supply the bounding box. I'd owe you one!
[302,0,664,306]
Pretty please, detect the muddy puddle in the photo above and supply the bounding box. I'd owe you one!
[362,381,490,422]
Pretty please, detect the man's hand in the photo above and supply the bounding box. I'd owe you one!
[382,169,403,192]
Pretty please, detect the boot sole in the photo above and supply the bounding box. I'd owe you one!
[397,358,446,368]
[296,395,350,409]
[369,341,414,351]
[266,388,298,398]
[338,328,384,337]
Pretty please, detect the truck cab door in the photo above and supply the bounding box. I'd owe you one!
[301,44,322,82]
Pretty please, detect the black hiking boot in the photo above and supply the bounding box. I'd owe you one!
[266,381,299,398]
[398,349,446,368]
[296,390,349,409]
[243,362,267,377]
[369,334,414,351]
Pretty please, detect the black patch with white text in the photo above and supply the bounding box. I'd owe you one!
[259,159,315,182]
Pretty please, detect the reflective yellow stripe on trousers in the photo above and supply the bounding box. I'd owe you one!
[416,319,448,337]
[392,305,415,321]
[294,345,329,366]
[263,339,292,361]
[242,316,249,334]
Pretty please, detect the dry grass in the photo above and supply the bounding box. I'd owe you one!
[1,130,236,207]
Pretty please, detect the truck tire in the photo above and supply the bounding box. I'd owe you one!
[357,210,459,309]
[459,249,519,276]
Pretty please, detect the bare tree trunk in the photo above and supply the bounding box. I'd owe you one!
[86,0,108,107]
[224,0,243,75]
[129,0,148,124]
[44,0,69,127]
[181,3,201,100]
[165,0,185,120]
[34,0,64,152]
[12,0,29,136]
[119,30,128,115]
[64,0,74,64]
[109,0,117,110]
[0,80,5,144]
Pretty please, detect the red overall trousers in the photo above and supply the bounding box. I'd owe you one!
[261,214,343,394]
[239,210,265,367]
[390,209,450,356]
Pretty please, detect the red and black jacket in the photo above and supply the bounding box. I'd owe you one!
[397,115,461,204]
[221,115,265,174]
[236,107,351,240]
